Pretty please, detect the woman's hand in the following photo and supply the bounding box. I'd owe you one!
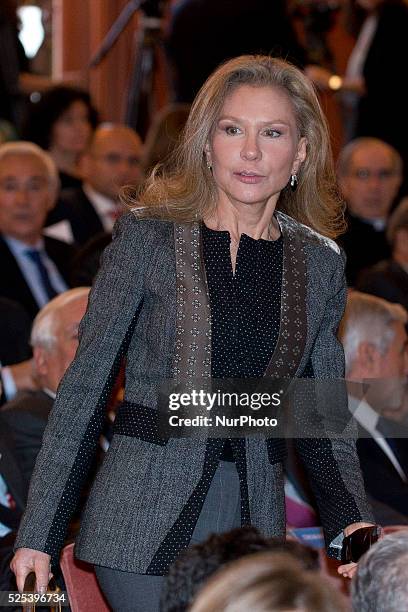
[10,548,52,593]
[337,560,358,579]
[337,521,379,579]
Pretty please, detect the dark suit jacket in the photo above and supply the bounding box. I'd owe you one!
[357,431,408,517]
[70,232,112,286]
[1,390,53,499]
[357,0,408,161]
[0,234,76,321]
[0,298,31,365]
[0,297,32,406]
[338,213,391,286]
[356,259,408,312]
[0,423,25,526]
[15,213,373,573]
[47,187,106,247]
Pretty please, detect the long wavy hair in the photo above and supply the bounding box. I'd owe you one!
[127,55,344,238]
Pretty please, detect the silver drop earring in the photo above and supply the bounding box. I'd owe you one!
[206,159,212,171]
[290,173,298,192]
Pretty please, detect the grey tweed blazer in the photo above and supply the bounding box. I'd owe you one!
[15,211,373,574]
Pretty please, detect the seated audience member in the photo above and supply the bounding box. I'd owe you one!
[351,531,408,612]
[46,124,143,246]
[339,291,408,521]
[22,85,98,190]
[0,288,90,497]
[190,552,347,612]
[142,103,190,175]
[160,526,319,612]
[0,142,76,321]
[356,197,408,311]
[337,137,403,285]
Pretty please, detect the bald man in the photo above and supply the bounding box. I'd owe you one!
[46,124,143,246]
[1,288,91,496]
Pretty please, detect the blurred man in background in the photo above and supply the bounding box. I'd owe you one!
[339,291,408,521]
[0,142,75,321]
[337,137,402,285]
[46,124,143,246]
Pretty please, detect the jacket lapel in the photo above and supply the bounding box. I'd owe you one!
[264,212,307,378]
[173,223,212,384]
[173,214,309,382]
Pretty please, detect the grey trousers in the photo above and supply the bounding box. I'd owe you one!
[94,460,241,612]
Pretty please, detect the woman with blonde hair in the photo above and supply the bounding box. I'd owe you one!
[12,55,375,611]
[190,552,348,612]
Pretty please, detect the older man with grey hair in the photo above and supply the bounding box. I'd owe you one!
[0,141,76,321]
[0,287,90,498]
[339,291,408,522]
[352,531,408,611]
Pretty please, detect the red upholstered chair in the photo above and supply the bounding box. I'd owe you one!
[60,543,111,612]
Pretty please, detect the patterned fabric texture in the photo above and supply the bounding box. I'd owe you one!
[15,212,373,574]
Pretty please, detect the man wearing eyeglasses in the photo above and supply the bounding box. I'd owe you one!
[45,124,143,247]
[337,137,402,286]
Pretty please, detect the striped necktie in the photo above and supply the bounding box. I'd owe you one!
[25,249,58,301]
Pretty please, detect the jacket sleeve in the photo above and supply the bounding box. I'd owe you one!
[294,249,374,559]
[15,213,148,564]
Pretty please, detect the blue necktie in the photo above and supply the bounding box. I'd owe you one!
[25,249,58,301]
